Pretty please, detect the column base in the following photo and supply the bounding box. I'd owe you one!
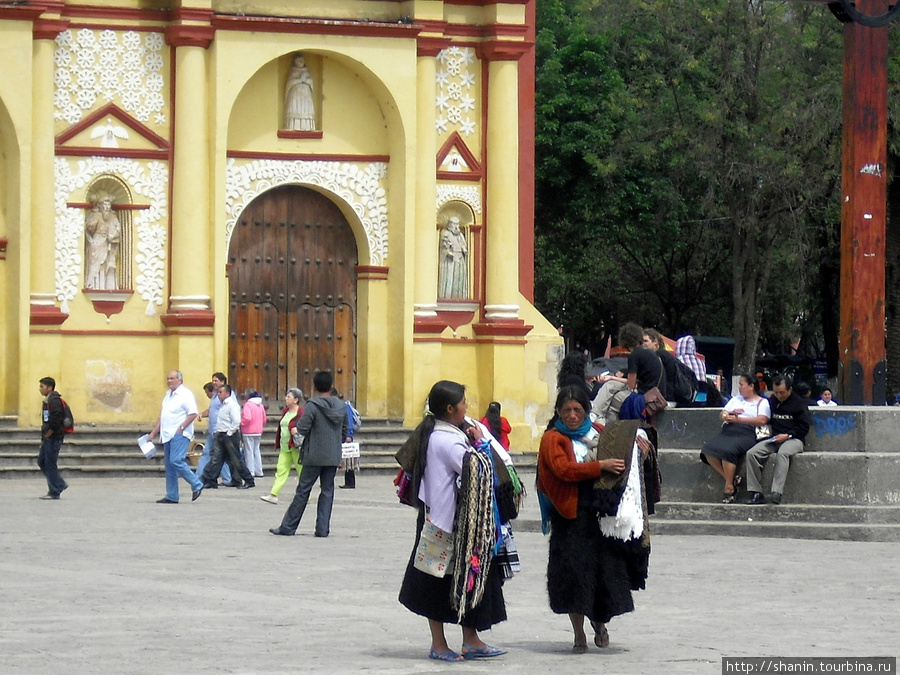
[161,295,213,328]
[30,295,68,326]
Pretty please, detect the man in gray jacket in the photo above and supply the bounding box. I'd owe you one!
[270,371,349,537]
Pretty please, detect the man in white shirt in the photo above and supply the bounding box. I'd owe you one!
[200,384,255,489]
[148,370,204,503]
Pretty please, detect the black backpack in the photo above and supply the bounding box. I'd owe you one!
[60,397,75,434]
[671,360,699,405]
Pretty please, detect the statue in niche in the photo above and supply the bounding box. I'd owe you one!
[438,216,469,299]
[84,193,121,290]
[284,53,316,131]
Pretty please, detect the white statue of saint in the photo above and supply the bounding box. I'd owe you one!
[438,217,468,299]
[284,54,316,131]
[84,194,121,290]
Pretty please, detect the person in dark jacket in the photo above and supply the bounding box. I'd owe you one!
[38,376,68,500]
[270,371,349,537]
[743,375,812,505]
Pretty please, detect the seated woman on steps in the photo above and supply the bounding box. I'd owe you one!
[700,373,770,503]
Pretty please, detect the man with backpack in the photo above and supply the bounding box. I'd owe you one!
[643,329,698,405]
[38,376,69,500]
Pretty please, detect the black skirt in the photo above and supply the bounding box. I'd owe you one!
[398,508,507,630]
[546,503,638,624]
[701,422,756,465]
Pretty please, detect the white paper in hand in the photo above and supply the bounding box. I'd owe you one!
[138,434,157,459]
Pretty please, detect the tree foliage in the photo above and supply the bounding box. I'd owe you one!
[535,0,844,376]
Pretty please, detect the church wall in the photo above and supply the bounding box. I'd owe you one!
[3,1,562,451]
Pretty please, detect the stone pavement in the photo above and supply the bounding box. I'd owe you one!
[1,471,898,674]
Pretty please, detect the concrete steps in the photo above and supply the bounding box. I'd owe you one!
[0,419,416,477]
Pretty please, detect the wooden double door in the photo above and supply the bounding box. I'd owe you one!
[228,185,358,408]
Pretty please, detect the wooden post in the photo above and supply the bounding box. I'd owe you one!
[839,0,888,404]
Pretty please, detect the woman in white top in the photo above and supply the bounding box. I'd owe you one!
[700,373,771,503]
[398,380,507,663]
[817,388,838,406]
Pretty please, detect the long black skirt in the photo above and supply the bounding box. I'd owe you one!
[398,508,507,630]
[547,503,638,624]
[701,422,756,465]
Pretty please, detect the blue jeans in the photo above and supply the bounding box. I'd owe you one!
[279,465,338,536]
[195,432,231,484]
[164,434,203,502]
[38,435,67,497]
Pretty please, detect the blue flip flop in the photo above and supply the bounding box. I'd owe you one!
[429,648,464,662]
[461,644,507,659]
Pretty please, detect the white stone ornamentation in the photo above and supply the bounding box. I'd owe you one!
[225,158,389,266]
[436,47,478,137]
[54,29,166,126]
[54,157,168,315]
[437,185,482,215]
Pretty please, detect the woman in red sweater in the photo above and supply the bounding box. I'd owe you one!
[537,385,652,654]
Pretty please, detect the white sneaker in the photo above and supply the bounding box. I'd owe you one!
[260,495,278,504]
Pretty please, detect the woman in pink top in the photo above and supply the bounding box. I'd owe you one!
[240,388,267,477]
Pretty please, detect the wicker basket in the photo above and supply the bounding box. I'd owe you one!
[186,441,204,469]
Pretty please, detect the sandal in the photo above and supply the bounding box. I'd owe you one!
[572,642,588,654]
[429,648,464,662]
[461,644,506,659]
[590,620,610,648]
[722,490,736,504]
[462,645,506,659]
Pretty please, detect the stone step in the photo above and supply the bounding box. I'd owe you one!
[657,448,900,507]
[647,518,900,542]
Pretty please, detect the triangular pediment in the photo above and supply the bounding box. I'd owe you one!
[56,103,169,156]
[436,131,482,181]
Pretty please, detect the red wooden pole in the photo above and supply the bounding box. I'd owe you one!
[839,0,888,404]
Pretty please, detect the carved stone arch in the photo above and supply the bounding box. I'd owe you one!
[84,174,133,291]
[224,157,386,266]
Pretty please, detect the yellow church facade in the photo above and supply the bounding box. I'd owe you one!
[0,0,561,450]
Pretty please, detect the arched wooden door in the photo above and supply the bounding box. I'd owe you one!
[228,185,358,407]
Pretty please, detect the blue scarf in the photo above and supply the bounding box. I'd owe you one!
[554,416,593,439]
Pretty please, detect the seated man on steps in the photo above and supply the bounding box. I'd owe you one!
[743,375,811,505]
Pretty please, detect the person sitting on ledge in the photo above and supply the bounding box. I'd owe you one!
[743,375,812,505]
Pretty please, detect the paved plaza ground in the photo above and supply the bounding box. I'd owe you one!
[1,471,898,674]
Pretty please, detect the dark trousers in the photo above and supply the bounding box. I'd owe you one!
[38,435,67,497]
[203,432,254,486]
[280,465,337,536]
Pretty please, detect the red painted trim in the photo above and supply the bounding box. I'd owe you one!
[356,265,390,280]
[83,290,133,318]
[160,310,215,328]
[414,317,450,334]
[34,18,70,40]
[0,6,45,22]
[65,22,165,33]
[31,328,174,336]
[477,41,531,62]
[30,305,69,327]
[445,0,529,5]
[68,203,150,211]
[277,130,324,140]
[61,5,170,22]
[213,14,421,39]
[227,150,390,163]
[0,237,7,260]
[165,24,215,49]
[57,147,170,160]
[55,102,170,149]
[519,0,536,302]
[414,335,528,345]
[472,321,533,337]
[446,24,528,40]
[418,36,453,57]
[436,131,484,180]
